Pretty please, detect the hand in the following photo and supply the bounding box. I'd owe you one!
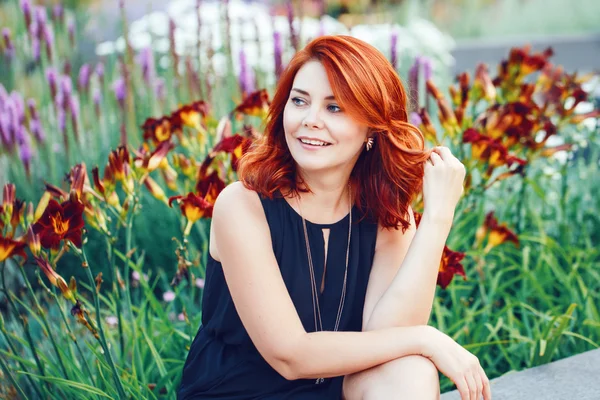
[422,146,466,224]
[420,326,492,400]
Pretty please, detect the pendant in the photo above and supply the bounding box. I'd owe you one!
[315,377,325,385]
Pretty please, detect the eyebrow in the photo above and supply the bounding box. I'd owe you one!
[291,88,336,100]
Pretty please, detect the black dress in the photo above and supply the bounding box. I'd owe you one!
[178,191,379,399]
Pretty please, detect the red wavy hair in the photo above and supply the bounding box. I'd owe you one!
[237,35,432,231]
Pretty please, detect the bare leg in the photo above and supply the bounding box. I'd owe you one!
[342,355,440,400]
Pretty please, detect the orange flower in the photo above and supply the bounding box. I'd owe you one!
[437,245,467,289]
[476,212,519,253]
[172,100,209,131]
[473,63,496,102]
[413,211,467,289]
[426,80,460,138]
[0,235,27,263]
[107,146,134,194]
[32,197,85,250]
[2,183,16,217]
[134,141,175,173]
[35,255,76,302]
[233,89,270,118]
[71,299,98,338]
[168,192,213,223]
[195,171,226,204]
[142,116,175,145]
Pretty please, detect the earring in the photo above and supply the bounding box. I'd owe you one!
[365,137,374,151]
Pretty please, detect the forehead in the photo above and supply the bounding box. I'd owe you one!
[292,61,333,94]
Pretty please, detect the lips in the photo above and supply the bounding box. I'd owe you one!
[297,137,332,146]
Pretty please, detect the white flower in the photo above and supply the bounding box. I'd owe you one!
[163,291,176,302]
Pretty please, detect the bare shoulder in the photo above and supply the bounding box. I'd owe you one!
[209,181,267,261]
[374,205,416,251]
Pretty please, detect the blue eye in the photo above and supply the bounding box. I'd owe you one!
[291,97,305,106]
[328,105,341,113]
[290,97,341,113]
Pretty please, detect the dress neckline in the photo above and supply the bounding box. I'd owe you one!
[280,195,354,229]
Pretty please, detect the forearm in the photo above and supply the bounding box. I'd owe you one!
[365,213,453,330]
[287,325,429,379]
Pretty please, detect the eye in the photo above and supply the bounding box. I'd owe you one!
[328,104,341,113]
[291,97,306,106]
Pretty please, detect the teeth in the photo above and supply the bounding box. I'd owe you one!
[300,139,329,146]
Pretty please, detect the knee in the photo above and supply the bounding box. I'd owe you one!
[343,355,440,400]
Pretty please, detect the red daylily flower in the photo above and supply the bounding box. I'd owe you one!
[32,197,85,250]
[34,255,75,302]
[233,89,270,117]
[0,235,27,263]
[168,192,213,223]
[413,211,467,289]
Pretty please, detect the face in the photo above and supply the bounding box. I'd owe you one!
[283,60,369,175]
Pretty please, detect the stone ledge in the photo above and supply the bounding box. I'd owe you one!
[440,348,600,400]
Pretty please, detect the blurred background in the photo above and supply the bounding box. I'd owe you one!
[0,1,599,399]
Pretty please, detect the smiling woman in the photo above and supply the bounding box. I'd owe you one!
[178,35,490,400]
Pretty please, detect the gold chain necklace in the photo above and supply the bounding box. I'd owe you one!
[296,182,352,385]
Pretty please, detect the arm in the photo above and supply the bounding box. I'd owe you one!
[212,182,429,380]
[363,146,465,330]
[362,208,453,331]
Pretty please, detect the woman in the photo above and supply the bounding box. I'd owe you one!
[178,35,491,400]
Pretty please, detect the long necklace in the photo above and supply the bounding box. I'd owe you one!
[297,182,352,385]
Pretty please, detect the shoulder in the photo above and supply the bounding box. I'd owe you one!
[210,181,269,261]
[214,181,263,215]
[374,205,416,251]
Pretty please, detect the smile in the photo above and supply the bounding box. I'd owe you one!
[298,138,331,146]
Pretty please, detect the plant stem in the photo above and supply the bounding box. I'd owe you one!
[1,263,48,392]
[79,246,128,399]
[0,352,29,400]
[19,267,70,380]
[122,199,145,380]
[106,236,125,358]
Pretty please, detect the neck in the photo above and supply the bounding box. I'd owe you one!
[292,168,353,223]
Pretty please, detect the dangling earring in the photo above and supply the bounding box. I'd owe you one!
[365,137,374,151]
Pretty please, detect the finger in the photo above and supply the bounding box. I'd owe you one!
[457,377,470,400]
[481,370,492,400]
[429,151,442,166]
[474,372,484,400]
[434,146,454,161]
[465,373,478,400]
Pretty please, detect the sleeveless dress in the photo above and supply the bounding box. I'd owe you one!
[178,190,379,399]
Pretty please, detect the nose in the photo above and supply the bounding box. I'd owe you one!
[302,106,325,129]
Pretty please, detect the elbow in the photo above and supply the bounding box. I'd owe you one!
[263,333,308,381]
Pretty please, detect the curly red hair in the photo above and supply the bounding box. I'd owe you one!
[237,35,432,231]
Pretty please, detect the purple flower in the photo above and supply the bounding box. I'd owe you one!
[69,96,80,120]
[27,98,38,119]
[32,37,40,61]
[409,111,422,126]
[10,92,25,124]
[30,118,45,143]
[0,114,12,147]
[93,87,102,108]
[46,67,58,98]
[286,1,298,52]
[422,57,433,81]
[34,6,47,27]
[163,291,176,302]
[408,56,421,108]
[155,78,165,101]
[60,75,72,98]
[390,28,399,70]
[195,278,205,289]
[20,0,32,28]
[78,64,91,92]
[112,78,126,109]
[52,4,64,23]
[273,31,283,80]
[95,62,104,85]
[137,47,155,85]
[57,108,66,133]
[17,127,32,171]
[43,24,54,61]
[67,18,75,46]
[239,48,250,95]
[2,28,15,59]
[105,316,118,326]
